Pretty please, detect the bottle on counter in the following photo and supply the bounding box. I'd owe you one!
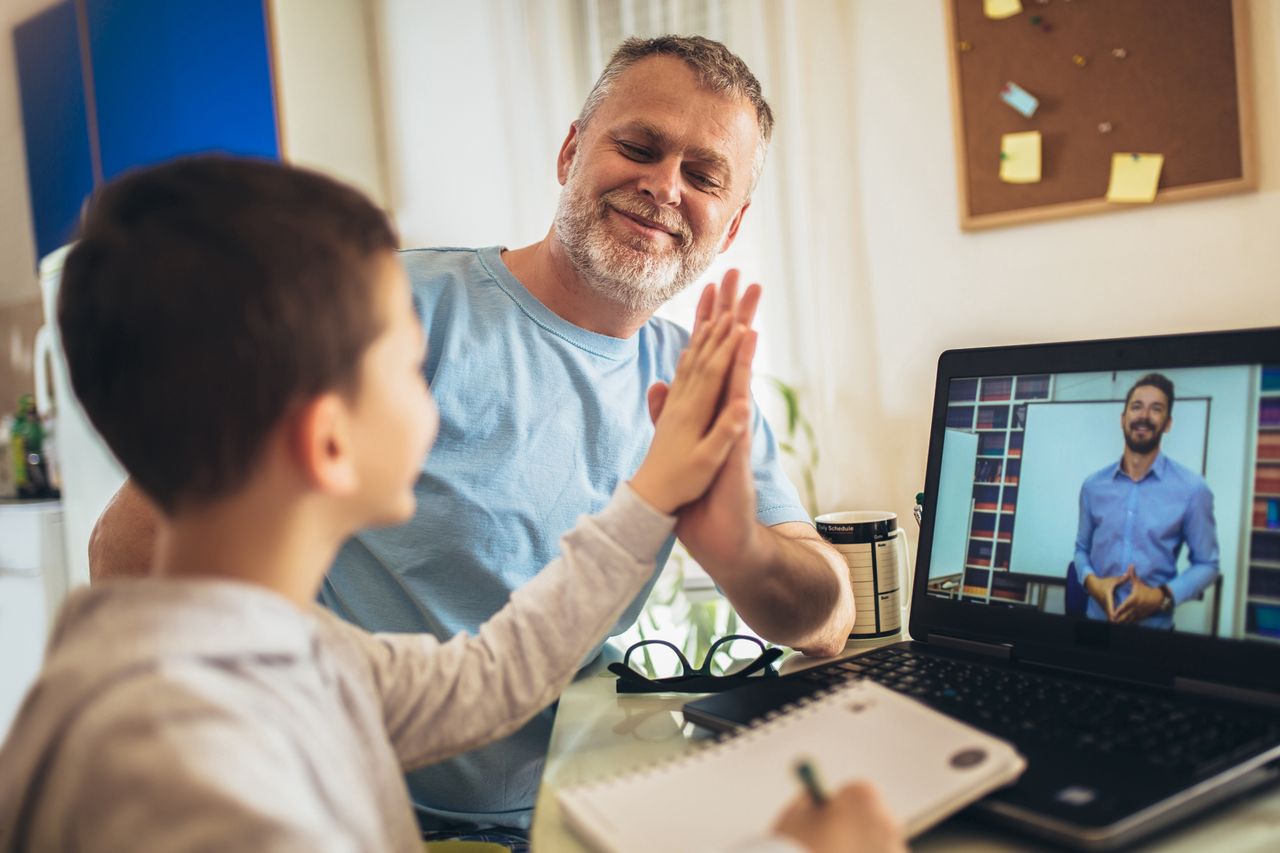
[0,414,13,498]
[10,394,56,500]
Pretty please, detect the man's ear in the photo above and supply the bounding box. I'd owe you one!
[556,122,581,186]
[289,393,359,496]
[718,200,752,253]
[1162,415,1172,435]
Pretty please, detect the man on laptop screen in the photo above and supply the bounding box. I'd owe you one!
[1075,373,1220,628]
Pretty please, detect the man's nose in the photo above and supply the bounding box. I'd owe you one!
[636,157,682,207]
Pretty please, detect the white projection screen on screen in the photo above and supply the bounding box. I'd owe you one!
[1008,398,1209,578]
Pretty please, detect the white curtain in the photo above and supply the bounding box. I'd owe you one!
[375,0,586,248]
[714,1,882,516]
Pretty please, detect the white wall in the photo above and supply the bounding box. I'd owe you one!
[832,0,1280,545]
[375,0,586,250]
[269,0,389,207]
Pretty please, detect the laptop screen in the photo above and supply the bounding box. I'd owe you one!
[925,363,1280,647]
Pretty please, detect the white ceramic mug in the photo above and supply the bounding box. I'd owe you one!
[815,511,912,639]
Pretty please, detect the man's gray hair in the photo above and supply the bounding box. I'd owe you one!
[577,35,774,192]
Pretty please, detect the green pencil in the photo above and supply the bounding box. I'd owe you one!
[794,758,828,807]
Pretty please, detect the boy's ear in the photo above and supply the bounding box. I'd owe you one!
[290,392,360,496]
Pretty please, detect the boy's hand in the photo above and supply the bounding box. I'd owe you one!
[773,781,907,853]
[646,272,765,566]
[629,312,756,515]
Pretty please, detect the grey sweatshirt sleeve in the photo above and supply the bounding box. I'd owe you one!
[331,483,675,770]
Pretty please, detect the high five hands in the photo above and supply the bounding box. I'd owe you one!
[645,269,764,563]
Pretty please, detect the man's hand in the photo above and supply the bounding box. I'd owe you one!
[629,312,756,515]
[1113,566,1166,624]
[1083,568,1130,621]
[772,781,907,853]
[645,271,852,655]
[645,269,763,564]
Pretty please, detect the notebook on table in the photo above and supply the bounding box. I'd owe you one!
[684,327,1280,850]
[558,680,1024,853]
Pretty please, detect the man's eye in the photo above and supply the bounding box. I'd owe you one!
[687,171,720,190]
[619,143,651,160]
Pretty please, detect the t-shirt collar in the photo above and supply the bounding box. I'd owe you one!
[477,246,639,361]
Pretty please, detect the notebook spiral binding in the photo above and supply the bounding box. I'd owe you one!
[565,679,872,794]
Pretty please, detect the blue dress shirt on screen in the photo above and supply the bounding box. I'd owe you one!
[1073,452,1219,629]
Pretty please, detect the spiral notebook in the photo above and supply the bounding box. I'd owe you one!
[557,680,1026,852]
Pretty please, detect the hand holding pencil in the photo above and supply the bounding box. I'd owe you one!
[772,759,907,853]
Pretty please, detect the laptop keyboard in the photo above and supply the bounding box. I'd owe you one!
[794,647,1279,777]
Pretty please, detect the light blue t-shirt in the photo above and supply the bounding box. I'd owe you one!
[319,247,808,830]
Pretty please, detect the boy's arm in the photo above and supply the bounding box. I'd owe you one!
[88,479,160,580]
[349,482,675,770]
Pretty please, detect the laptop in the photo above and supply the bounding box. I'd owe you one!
[684,327,1280,850]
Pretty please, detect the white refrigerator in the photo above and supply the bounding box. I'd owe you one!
[33,246,127,589]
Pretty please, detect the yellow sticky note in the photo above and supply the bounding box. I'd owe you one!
[1106,153,1165,203]
[1000,131,1041,184]
[985,0,1023,20]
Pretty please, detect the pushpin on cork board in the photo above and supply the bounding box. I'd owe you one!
[999,81,1039,118]
[1106,153,1165,203]
[944,0,1255,230]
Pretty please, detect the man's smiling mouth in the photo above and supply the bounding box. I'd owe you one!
[611,206,681,239]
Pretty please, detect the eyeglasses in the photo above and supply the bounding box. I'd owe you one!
[609,634,783,694]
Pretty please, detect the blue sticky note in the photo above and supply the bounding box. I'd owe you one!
[1000,81,1039,118]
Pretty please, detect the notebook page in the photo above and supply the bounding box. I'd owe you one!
[558,680,1025,853]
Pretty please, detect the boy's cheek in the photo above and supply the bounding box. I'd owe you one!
[417,394,440,463]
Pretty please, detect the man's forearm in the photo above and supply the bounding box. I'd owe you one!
[1168,562,1219,604]
[702,524,854,657]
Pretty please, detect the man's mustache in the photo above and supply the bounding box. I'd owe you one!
[1129,420,1155,431]
[602,191,691,244]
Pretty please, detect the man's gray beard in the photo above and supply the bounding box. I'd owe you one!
[553,179,721,316]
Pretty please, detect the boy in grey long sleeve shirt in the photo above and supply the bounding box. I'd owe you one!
[0,158,903,853]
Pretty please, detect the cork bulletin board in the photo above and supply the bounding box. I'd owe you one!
[946,0,1256,230]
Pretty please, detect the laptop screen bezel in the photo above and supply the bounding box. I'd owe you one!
[910,326,1280,695]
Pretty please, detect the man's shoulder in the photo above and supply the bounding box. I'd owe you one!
[399,246,498,283]
[1160,454,1212,493]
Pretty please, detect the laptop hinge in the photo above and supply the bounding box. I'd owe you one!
[926,632,1013,660]
[1173,677,1280,711]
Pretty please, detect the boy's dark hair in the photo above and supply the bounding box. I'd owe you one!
[59,156,398,515]
[1124,372,1175,416]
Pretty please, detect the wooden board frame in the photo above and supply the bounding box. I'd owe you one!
[945,0,1257,231]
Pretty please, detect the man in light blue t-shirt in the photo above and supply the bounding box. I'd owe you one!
[89,36,854,844]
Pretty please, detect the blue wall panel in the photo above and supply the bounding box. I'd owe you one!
[83,0,279,179]
[13,2,95,262]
